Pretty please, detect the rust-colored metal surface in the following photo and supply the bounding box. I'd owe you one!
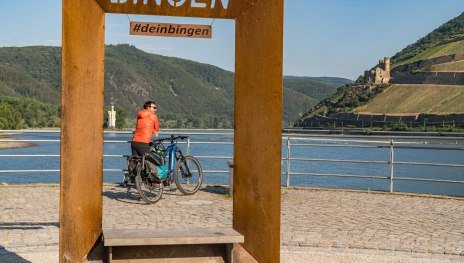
[95,0,249,19]
[232,244,258,262]
[234,1,284,262]
[60,0,105,262]
[61,0,283,262]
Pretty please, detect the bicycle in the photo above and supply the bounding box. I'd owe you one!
[123,135,203,204]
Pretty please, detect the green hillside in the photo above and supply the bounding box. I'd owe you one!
[104,45,235,126]
[0,45,350,129]
[283,76,349,101]
[392,12,464,65]
[394,39,464,67]
[355,84,464,114]
[282,76,349,122]
[285,76,353,89]
[0,46,61,104]
[295,11,464,128]
[360,13,464,116]
[294,84,389,127]
[430,60,464,72]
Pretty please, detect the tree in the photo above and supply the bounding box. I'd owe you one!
[0,103,23,129]
[115,107,127,129]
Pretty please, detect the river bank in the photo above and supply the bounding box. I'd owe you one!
[284,128,464,137]
[0,141,36,150]
[0,133,36,149]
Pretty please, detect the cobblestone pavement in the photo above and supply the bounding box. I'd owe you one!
[0,184,463,261]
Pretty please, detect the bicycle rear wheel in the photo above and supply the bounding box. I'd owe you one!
[174,155,203,195]
[135,163,163,204]
[123,158,138,187]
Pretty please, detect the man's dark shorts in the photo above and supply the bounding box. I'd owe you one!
[131,141,150,156]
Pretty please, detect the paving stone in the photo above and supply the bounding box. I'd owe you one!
[0,185,463,257]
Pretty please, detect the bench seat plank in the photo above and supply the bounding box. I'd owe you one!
[110,258,224,263]
[103,228,244,247]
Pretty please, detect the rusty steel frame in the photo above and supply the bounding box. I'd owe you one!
[61,0,283,262]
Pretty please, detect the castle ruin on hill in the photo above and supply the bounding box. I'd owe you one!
[363,53,464,85]
[364,57,391,85]
[296,53,464,128]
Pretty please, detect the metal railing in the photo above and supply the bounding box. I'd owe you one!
[0,130,234,175]
[282,135,464,192]
[0,130,463,194]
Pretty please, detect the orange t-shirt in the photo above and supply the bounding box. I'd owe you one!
[132,109,160,143]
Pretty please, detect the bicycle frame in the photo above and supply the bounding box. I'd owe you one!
[126,135,202,203]
[163,143,177,177]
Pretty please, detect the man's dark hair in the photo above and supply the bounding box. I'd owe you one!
[143,101,156,109]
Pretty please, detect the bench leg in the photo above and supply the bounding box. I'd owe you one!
[231,244,257,263]
[107,246,112,263]
[226,244,233,263]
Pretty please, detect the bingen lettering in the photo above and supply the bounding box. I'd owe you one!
[130,22,212,38]
[110,0,230,10]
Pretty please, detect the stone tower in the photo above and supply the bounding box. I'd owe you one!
[384,57,391,74]
[107,98,116,129]
[364,57,391,85]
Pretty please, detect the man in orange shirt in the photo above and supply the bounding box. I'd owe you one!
[131,101,160,156]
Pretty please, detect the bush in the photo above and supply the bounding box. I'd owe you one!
[391,123,409,131]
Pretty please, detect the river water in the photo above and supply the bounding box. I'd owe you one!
[0,131,463,197]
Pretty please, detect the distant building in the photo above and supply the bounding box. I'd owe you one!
[364,57,390,85]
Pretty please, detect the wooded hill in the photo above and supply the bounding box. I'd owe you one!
[295,12,464,129]
[391,12,464,66]
[0,45,351,129]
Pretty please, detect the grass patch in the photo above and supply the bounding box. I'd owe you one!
[394,45,448,67]
[432,39,464,57]
[354,84,464,114]
[430,60,464,72]
[393,40,464,68]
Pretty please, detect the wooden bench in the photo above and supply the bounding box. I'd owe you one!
[103,228,244,263]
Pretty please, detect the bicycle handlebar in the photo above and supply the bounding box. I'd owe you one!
[150,135,189,145]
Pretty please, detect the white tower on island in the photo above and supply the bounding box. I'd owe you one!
[107,98,117,129]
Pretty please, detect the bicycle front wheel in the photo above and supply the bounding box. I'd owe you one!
[174,155,203,195]
[135,164,163,204]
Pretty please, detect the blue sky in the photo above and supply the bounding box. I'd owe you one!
[1,0,463,79]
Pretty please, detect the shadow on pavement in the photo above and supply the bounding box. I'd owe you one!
[103,186,144,204]
[0,222,59,230]
[103,184,184,204]
[201,185,230,195]
[102,184,231,204]
[0,246,31,263]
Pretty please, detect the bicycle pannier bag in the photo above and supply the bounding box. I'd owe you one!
[156,165,167,179]
[146,152,164,166]
[145,160,167,180]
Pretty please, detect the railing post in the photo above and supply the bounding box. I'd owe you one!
[286,136,291,187]
[227,160,234,195]
[187,137,191,156]
[389,139,394,192]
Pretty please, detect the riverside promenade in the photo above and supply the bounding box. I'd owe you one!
[0,184,463,262]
